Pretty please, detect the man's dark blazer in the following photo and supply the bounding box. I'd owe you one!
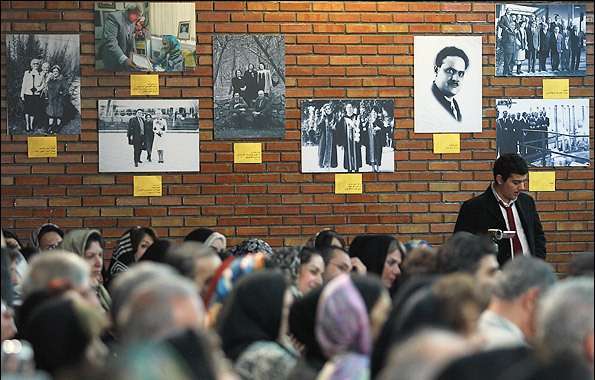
[454,186,546,265]
[127,117,144,146]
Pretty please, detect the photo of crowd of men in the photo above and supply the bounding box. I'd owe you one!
[94,2,196,72]
[6,34,81,135]
[496,3,586,76]
[213,34,285,139]
[496,99,589,167]
[301,99,395,173]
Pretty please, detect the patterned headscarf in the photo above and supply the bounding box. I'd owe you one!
[403,239,432,254]
[31,223,64,249]
[161,35,182,59]
[204,252,267,307]
[268,247,301,284]
[316,274,372,380]
[229,238,273,258]
[108,229,135,279]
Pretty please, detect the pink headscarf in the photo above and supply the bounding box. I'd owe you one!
[316,274,372,362]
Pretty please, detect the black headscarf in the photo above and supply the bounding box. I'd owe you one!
[289,285,326,371]
[161,329,218,380]
[348,234,398,275]
[185,228,215,243]
[1,247,14,307]
[24,297,91,375]
[138,239,172,264]
[217,271,288,361]
[350,274,385,313]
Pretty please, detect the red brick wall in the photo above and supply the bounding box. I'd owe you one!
[1,1,593,273]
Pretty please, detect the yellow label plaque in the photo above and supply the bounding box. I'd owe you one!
[543,79,569,99]
[433,133,460,154]
[234,143,262,164]
[133,176,162,196]
[27,136,57,158]
[130,74,159,96]
[529,171,555,192]
[335,173,363,194]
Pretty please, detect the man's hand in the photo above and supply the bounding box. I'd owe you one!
[351,257,367,274]
[126,56,138,70]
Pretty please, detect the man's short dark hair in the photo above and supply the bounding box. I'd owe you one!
[493,153,529,182]
[136,109,143,113]
[437,231,497,274]
[435,46,470,70]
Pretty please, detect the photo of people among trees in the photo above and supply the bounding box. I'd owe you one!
[301,99,395,173]
[213,34,285,139]
[6,34,81,135]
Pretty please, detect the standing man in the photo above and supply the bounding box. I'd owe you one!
[143,112,154,162]
[498,8,516,76]
[526,20,539,73]
[549,25,563,71]
[431,46,469,122]
[100,4,141,71]
[538,23,550,72]
[454,154,546,265]
[127,109,145,167]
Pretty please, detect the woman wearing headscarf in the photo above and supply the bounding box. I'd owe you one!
[152,109,168,163]
[217,271,298,380]
[184,227,227,254]
[288,285,327,380]
[154,35,184,71]
[60,229,111,312]
[32,223,64,253]
[105,227,156,286]
[270,247,325,299]
[316,274,390,380]
[229,238,273,258]
[45,65,69,134]
[23,292,107,379]
[349,234,406,290]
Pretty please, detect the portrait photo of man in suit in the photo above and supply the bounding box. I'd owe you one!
[127,109,145,167]
[431,46,469,122]
[414,36,482,133]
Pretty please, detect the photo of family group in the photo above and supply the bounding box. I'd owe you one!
[5,34,81,135]
[213,34,285,139]
[98,99,199,172]
[496,98,589,167]
[94,2,196,72]
[301,99,395,173]
[496,3,587,77]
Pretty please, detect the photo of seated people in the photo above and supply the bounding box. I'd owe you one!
[212,34,286,139]
[496,3,586,77]
[94,2,196,72]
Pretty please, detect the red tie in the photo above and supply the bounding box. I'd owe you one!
[499,201,523,256]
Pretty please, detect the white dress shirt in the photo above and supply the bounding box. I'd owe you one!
[492,185,531,259]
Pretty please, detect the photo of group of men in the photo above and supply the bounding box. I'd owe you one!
[496,99,590,167]
[496,3,586,76]
[301,99,395,173]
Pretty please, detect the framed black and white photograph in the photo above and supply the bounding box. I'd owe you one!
[414,36,482,133]
[495,3,587,77]
[213,34,285,140]
[496,98,589,167]
[301,99,395,173]
[94,2,196,72]
[98,99,199,172]
[5,34,81,135]
[177,21,190,40]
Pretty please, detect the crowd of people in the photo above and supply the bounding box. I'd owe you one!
[496,109,549,158]
[20,59,70,134]
[1,221,593,380]
[497,9,586,75]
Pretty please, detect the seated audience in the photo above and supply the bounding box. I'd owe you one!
[106,227,156,285]
[349,234,406,290]
[185,227,227,254]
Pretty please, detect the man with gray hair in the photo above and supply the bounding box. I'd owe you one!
[478,256,556,350]
[21,250,97,308]
[117,273,205,344]
[378,328,474,380]
[536,277,594,374]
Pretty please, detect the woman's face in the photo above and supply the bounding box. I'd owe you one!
[41,63,50,73]
[134,234,154,261]
[248,63,254,70]
[236,70,242,77]
[51,68,60,78]
[259,63,265,70]
[39,231,62,251]
[381,249,403,288]
[297,254,325,295]
[84,241,104,285]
